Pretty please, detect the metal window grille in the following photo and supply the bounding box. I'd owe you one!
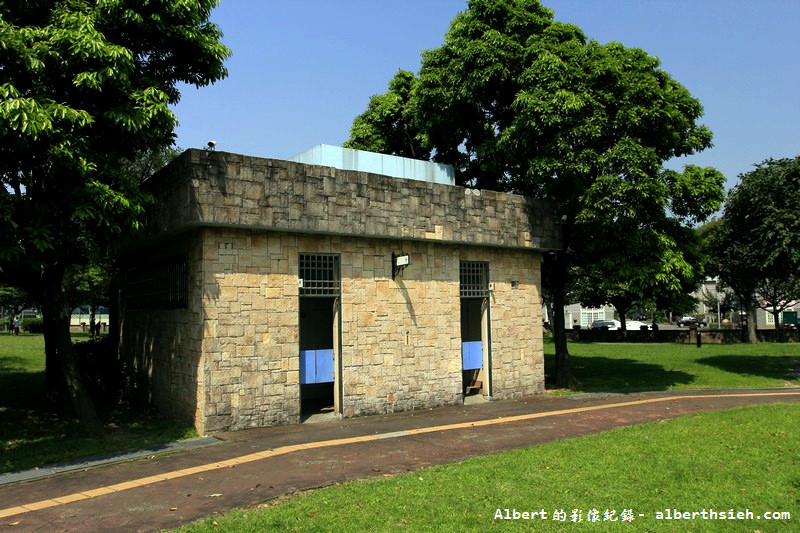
[126,257,188,310]
[299,254,340,297]
[460,261,489,298]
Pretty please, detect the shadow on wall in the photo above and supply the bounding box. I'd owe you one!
[122,311,201,425]
[395,278,418,326]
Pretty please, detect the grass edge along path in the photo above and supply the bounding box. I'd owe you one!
[177,403,799,532]
[0,334,196,474]
[544,340,800,392]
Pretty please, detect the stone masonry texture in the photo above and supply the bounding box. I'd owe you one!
[121,149,557,433]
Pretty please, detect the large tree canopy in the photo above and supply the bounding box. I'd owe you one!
[704,156,800,341]
[347,0,723,385]
[0,0,230,429]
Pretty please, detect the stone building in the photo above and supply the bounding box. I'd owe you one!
[120,147,559,434]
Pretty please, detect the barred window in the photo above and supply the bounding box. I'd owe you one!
[460,261,489,298]
[126,257,188,309]
[299,254,340,297]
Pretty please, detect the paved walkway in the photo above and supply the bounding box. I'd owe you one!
[2,388,799,532]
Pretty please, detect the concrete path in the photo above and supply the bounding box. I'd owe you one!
[1,388,799,532]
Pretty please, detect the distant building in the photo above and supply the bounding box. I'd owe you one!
[693,278,797,328]
[562,304,615,328]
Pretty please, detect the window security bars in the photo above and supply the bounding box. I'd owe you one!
[126,257,188,309]
[460,261,489,298]
[299,254,340,297]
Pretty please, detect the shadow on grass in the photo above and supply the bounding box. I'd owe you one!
[0,369,74,473]
[545,354,696,393]
[697,355,800,382]
[0,405,193,474]
[1,369,195,474]
[0,356,32,373]
[0,370,46,408]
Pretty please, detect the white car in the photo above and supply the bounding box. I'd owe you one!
[590,319,621,330]
[625,320,647,330]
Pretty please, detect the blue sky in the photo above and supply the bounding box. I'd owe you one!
[172,0,800,189]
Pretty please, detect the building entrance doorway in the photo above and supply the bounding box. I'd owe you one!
[460,261,491,397]
[299,254,341,419]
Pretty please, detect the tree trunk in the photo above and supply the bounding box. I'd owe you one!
[611,298,632,341]
[90,305,97,336]
[108,272,121,353]
[42,308,63,401]
[41,265,103,433]
[551,252,576,388]
[744,303,758,343]
[772,310,782,342]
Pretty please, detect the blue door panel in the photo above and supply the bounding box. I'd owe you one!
[300,350,316,384]
[316,349,335,383]
[300,349,335,384]
[462,341,483,370]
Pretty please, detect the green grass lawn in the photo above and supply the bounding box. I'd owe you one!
[0,333,195,474]
[177,403,799,532]
[544,339,800,392]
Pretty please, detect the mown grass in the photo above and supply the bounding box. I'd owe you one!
[177,403,799,532]
[0,333,195,474]
[544,340,800,392]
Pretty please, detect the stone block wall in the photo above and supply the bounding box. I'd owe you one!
[199,228,301,432]
[337,237,463,418]
[189,228,543,432]
[143,149,560,251]
[461,247,544,399]
[120,230,205,428]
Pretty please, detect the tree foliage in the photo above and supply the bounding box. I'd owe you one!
[0,284,32,319]
[343,70,429,160]
[705,156,800,340]
[0,0,230,429]
[119,144,185,184]
[346,0,723,384]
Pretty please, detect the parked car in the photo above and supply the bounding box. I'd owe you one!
[625,320,647,331]
[676,316,707,327]
[590,319,621,330]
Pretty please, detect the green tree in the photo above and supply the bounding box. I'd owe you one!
[700,284,735,327]
[347,0,723,386]
[756,277,800,336]
[119,145,185,184]
[0,285,33,326]
[343,70,429,160]
[571,215,708,335]
[707,156,800,341]
[0,1,230,430]
[703,221,759,342]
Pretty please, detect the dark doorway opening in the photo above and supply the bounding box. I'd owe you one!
[461,297,487,396]
[298,253,341,421]
[460,261,491,397]
[299,297,336,418]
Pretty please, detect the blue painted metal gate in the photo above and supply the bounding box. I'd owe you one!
[300,349,335,384]
[461,341,483,370]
